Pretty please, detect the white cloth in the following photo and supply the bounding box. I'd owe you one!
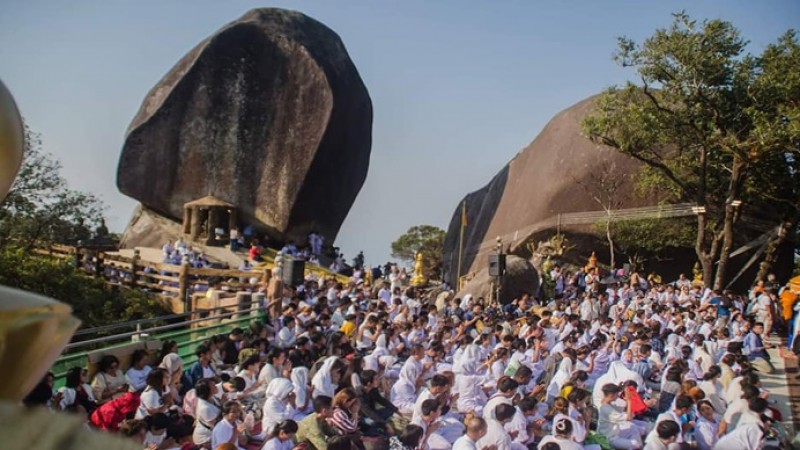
[592,361,644,409]
[311,356,339,399]
[695,416,719,450]
[453,435,478,450]
[262,378,294,433]
[135,387,162,419]
[193,398,220,444]
[477,418,512,450]
[211,418,245,450]
[712,423,763,450]
[291,367,311,414]
[262,437,294,450]
[484,394,513,421]
[258,363,280,391]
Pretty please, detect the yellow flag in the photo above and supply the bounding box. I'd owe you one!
[461,200,467,227]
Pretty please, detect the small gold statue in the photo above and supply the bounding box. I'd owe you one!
[411,251,427,287]
[585,251,598,272]
[692,262,704,287]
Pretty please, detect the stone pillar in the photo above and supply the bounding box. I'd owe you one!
[182,207,192,234]
[191,208,206,242]
[178,260,190,313]
[228,209,237,235]
[207,207,222,245]
[130,249,140,288]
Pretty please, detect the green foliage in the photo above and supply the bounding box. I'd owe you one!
[594,217,695,268]
[582,12,800,287]
[0,246,169,329]
[0,123,105,248]
[391,225,446,279]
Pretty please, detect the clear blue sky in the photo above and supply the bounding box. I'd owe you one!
[1,1,797,266]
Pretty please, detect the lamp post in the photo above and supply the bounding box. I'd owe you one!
[495,236,503,305]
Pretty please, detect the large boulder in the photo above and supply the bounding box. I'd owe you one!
[117,8,372,246]
[456,255,539,304]
[443,96,651,286]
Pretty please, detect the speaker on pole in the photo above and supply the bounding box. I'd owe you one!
[282,258,305,287]
[488,253,506,277]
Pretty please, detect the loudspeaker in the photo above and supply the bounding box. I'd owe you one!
[282,258,305,287]
[488,253,506,277]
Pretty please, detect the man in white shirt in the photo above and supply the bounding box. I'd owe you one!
[211,401,247,450]
[713,422,764,450]
[453,416,489,450]
[477,403,516,450]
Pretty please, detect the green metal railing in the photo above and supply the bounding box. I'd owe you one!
[51,307,266,388]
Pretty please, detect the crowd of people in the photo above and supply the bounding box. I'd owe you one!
[22,257,800,450]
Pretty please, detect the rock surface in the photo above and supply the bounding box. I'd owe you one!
[117,8,372,246]
[456,255,539,304]
[443,96,650,287]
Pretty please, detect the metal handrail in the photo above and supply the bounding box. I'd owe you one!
[64,306,260,350]
[70,299,262,337]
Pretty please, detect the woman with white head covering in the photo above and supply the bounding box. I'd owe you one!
[591,361,644,409]
[390,357,422,416]
[453,344,489,416]
[158,353,184,402]
[546,353,574,402]
[261,378,295,435]
[311,356,341,399]
[290,366,312,418]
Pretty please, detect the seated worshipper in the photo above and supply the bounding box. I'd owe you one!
[694,400,719,450]
[592,360,644,410]
[143,412,174,449]
[136,368,173,420]
[483,376,519,421]
[712,421,765,450]
[644,395,694,446]
[276,316,298,349]
[356,315,380,351]
[477,403,516,450]
[357,369,399,436]
[642,420,680,450]
[58,367,99,414]
[391,352,425,416]
[126,349,153,393]
[158,352,186,400]
[236,355,264,412]
[89,392,140,431]
[548,396,599,450]
[597,383,645,450]
[261,378,297,438]
[295,396,337,450]
[263,419,299,450]
[453,416,489,450]
[260,348,291,390]
[389,424,425,450]
[185,345,219,389]
[719,382,762,436]
[697,366,726,415]
[290,357,313,417]
[327,388,362,437]
[211,401,248,450]
[743,322,774,374]
[91,355,129,404]
[193,378,222,447]
[312,356,346,399]
[537,417,582,450]
[164,421,195,450]
[412,399,449,450]
[546,348,576,403]
[453,344,489,416]
[411,374,464,445]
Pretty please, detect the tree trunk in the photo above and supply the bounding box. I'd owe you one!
[755,216,798,284]
[714,160,745,290]
[606,216,616,270]
[695,206,714,288]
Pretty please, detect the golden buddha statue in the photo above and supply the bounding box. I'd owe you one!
[411,251,427,286]
[692,262,704,287]
[585,251,598,272]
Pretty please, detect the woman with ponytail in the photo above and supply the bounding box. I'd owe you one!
[262,419,298,450]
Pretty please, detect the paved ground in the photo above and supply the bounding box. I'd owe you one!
[764,336,800,447]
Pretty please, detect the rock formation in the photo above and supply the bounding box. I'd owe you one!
[117,8,372,248]
[443,96,651,291]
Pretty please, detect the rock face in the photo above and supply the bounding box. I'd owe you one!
[443,96,651,287]
[117,8,372,246]
[456,255,539,305]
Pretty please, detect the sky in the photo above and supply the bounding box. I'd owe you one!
[1,0,798,266]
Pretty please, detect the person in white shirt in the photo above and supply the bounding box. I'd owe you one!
[126,349,153,393]
[276,316,297,349]
[712,422,764,450]
[453,416,489,450]
[211,401,248,450]
[642,420,680,450]
[597,383,644,450]
[192,379,221,446]
[262,419,298,450]
[477,403,516,450]
[694,400,719,450]
[537,417,582,450]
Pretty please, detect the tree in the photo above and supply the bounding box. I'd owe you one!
[583,13,800,289]
[0,123,106,248]
[598,217,696,272]
[572,159,625,269]
[391,225,446,279]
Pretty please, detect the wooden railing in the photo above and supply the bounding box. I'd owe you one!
[33,243,349,310]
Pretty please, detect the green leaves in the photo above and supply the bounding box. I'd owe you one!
[390,225,446,279]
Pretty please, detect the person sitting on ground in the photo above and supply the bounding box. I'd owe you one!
[356,369,398,436]
[452,416,489,450]
[185,345,218,389]
[642,420,680,450]
[89,391,140,431]
[193,378,221,447]
[389,424,425,450]
[143,412,177,450]
[263,419,299,450]
[597,383,644,450]
[59,367,98,414]
[477,403,515,450]
[126,349,153,393]
[136,368,172,420]
[537,417,582,450]
[295,395,337,450]
[327,388,362,437]
[92,355,129,404]
[211,401,248,450]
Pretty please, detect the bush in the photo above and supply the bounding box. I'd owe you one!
[0,246,170,329]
